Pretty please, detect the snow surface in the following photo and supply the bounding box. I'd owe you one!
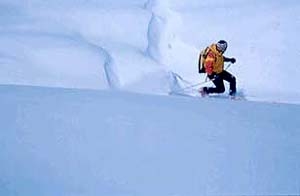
[1,84,300,196]
[1,0,300,103]
[0,0,300,195]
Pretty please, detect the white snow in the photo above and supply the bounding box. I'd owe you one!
[1,0,300,103]
[1,85,300,196]
[0,0,300,195]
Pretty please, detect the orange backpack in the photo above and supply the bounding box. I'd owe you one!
[198,47,210,73]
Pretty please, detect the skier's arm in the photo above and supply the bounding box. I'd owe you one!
[224,56,236,63]
[224,56,231,62]
[204,52,215,75]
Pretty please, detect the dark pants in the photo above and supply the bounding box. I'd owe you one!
[207,71,236,95]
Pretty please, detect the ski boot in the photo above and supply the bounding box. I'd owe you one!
[229,90,236,99]
[199,87,209,97]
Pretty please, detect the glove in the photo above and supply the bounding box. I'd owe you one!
[230,58,236,64]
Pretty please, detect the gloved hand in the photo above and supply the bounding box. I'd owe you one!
[230,58,236,64]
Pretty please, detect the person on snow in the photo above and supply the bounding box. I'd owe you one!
[199,40,237,96]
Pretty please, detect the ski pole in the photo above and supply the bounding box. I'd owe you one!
[178,79,211,91]
[181,63,232,90]
[171,63,232,93]
[224,63,232,70]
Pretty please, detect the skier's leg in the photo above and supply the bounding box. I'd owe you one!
[206,74,225,94]
[221,71,236,95]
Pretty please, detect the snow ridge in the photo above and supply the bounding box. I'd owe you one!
[76,36,120,89]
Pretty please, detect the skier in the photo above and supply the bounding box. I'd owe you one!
[199,40,237,97]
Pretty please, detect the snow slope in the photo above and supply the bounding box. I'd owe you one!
[1,0,300,195]
[0,84,300,196]
[0,0,300,103]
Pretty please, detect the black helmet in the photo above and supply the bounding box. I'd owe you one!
[216,40,227,53]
